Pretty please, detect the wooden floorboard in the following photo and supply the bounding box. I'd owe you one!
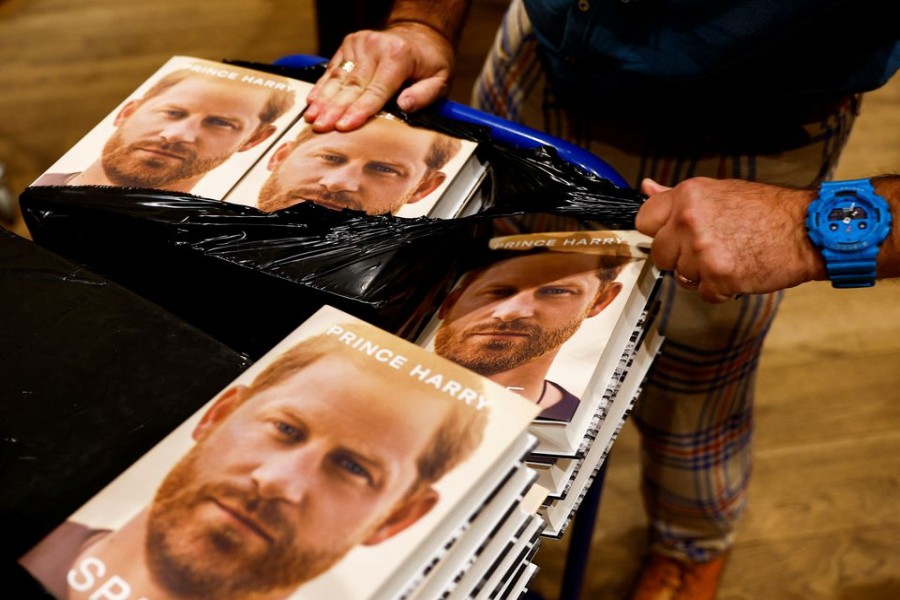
[1,1,898,597]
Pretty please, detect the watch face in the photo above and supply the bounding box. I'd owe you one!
[827,205,867,222]
[810,190,888,252]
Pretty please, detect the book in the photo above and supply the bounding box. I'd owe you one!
[538,322,665,538]
[383,434,537,600]
[222,114,481,219]
[528,454,579,499]
[413,228,664,539]
[501,562,539,600]
[422,150,489,220]
[18,306,542,600]
[408,465,544,599]
[528,306,663,502]
[30,56,313,200]
[441,485,547,599]
[471,517,542,600]
[417,229,660,457]
[28,53,483,220]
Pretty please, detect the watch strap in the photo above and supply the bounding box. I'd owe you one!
[820,252,878,288]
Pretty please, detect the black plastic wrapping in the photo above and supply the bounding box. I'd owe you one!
[0,229,252,592]
[19,60,645,360]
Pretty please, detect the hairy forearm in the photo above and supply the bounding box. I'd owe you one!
[387,0,472,46]
[636,175,900,301]
[871,175,900,279]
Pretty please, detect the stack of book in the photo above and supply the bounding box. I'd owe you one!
[417,229,663,538]
[29,56,484,221]
[18,307,550,599]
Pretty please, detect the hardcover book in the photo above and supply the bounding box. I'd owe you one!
[30,56,312,200]
[528,454,579,499]
[438,484,547,600]
[530,308,664,501]
[223,114,481,219]
[538,322,664,537]
[470,518,542,600]
[29,54,485,220]
[19,306,541,600]
[501,561,540,600]
[409,465,544,599]
[418,230,660,456]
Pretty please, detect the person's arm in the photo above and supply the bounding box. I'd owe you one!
[635,175,900,302]
[304,0,472,132]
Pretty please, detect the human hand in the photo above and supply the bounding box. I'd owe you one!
[635,177,826,302]
[303,22,455,132]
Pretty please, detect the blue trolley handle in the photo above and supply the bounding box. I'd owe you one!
[274,54,629,188]
[432,99,627,187]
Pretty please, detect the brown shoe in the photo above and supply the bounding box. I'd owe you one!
[629,552,728,600]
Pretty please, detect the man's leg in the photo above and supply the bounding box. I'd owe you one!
[472,1,858,597]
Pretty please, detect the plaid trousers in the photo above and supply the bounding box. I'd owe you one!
[472,0,858,562]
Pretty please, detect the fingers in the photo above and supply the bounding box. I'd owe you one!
[647,219,681,272]
[640,177,731,302]
[305,24,455,133]
[396,76,450,113]
[305,40,410,132]
[637,178,680,272]
[640,177,670,196]
[305,34,394,130]
[316,64,407,132]
[696,278,739,304]
[635,178,673,237]
[304,50,352,111]
[675,262,737,304]
[673,270,700,290]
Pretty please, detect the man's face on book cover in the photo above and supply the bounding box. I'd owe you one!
[101,77,273,189]
[435,253,612,375]
[257,117,448,215]
[143,354,452,596]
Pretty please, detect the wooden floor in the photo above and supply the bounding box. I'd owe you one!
[1,1,898,598]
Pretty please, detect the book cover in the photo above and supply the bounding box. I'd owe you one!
[30,56,312,199]
[418,230,656,453]
[19,306,540,600]
[223,113,479,218]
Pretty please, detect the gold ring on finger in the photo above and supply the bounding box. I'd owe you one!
[674,270,700,289]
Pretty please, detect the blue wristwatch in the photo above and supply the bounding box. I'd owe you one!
[806,178,892,288]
